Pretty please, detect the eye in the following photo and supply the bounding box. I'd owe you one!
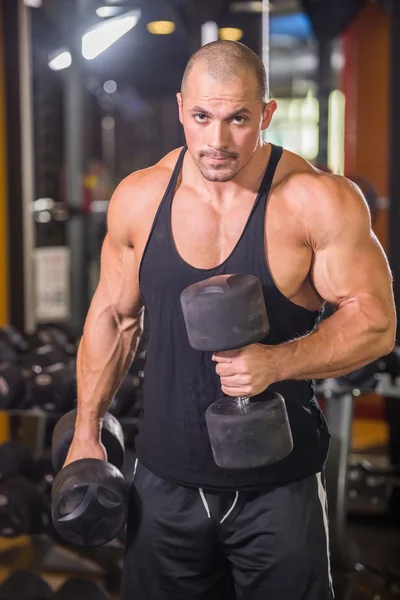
[231,116,247,125]
[194,114,209,123]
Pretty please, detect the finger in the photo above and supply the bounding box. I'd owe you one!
[221,384,252,397]
[220,376,249,389]
[215,362,239,377]
[212,349,241,362]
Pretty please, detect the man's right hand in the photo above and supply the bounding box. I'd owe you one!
[62,437,107,469]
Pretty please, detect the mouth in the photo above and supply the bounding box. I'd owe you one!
[204,155,233,163]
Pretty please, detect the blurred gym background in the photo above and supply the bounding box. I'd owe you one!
[0,0,399,598]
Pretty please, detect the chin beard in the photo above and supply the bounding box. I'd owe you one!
[197,159,240,183]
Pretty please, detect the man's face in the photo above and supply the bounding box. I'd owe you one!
[177,64,276,183]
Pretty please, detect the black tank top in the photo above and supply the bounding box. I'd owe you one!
[137,144,330,491]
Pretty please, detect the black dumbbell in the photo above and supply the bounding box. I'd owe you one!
[0,441,33,481]
[0,325,28,355]
[0,475,48,537]
[180,274,293,470]
[0,363,27,409]
[51,409,128,547]
[0,340,18,364]
[0,571,53,600]
[53,578,110,600]
[32,326,76,357]
[21,344,67,375]
[29,363,76,414]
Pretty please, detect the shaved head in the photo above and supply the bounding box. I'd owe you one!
[181,40,268,104]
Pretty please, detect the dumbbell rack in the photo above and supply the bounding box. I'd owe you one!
[0,408,138,594]
[319,373,400,599]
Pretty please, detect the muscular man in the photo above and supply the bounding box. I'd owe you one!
[65,41,396,599]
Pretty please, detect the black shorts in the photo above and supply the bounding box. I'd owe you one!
[121,462,334,600]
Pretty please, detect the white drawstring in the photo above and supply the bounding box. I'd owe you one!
[220,491,239,524]
[198,488,211,519]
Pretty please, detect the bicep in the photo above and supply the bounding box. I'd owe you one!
[312,230,392,311]
[310,184,393,317]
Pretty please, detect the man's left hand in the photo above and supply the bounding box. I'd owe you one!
[212,343,276,397]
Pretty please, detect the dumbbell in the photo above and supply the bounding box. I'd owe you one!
[29,362,76,414]
[0,441,50,537]
[0,363,28,409]
[53,577,110,600]
[0,340,18,364]
[51,409,128,546]
[21,344,67,375]
[0,325,28,355]
[180,274,293,470]
[31,326,76,356]
[0,571,53,600]
[0,441,33,481]
[0,475,48,537]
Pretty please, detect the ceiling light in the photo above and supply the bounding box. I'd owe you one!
[82,10,140,60]
[48,50,72,71]
[219,27,243,41]
[24,0,43,6]
[96,6,124,18]
[147,21,175,35]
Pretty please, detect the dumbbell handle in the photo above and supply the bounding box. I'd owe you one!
[235,396,250,407]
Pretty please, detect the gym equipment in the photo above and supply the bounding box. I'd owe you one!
[0,476,48,536]
[318,358,400,599]
[30,363,76,414]
[0,571,53,600]
[0,340,18,364]
[32,326,76,357]
[181,274,293,470]
[51,409,124,472]
[22,344,67,374]
[0,325,28,354]
[0,363,27,409]
[0,441,33,481]
[54,577,110,600]
[51,409,128,546]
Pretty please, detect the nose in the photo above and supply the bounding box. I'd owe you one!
[209,120,230,150]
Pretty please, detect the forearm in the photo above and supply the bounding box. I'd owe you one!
[75,305,143,439]
[272,299,394,382]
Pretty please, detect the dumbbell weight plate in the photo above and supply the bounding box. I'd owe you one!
[0,325,28,354]
[0,570,53,600]
[52,409,125,472]
[30,363,76,414]
[0,363,27,410]
[205,391,293,470]
[22,344,67,374]
[0,340,17,364]
[0,476,47,537]
[0,441,33,481]
[52,458,128,547]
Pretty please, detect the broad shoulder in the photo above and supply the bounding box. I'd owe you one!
[112,147,183,209]
[106,147,183,243]
[274,152,372,247]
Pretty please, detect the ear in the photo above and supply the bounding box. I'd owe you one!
[261,100,277,131]
[176,93,184,125]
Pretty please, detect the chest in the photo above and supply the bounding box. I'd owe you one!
[170,188,312,299]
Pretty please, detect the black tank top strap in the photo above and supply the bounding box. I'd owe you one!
[138,146,187,297]
[244,144,283,244]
